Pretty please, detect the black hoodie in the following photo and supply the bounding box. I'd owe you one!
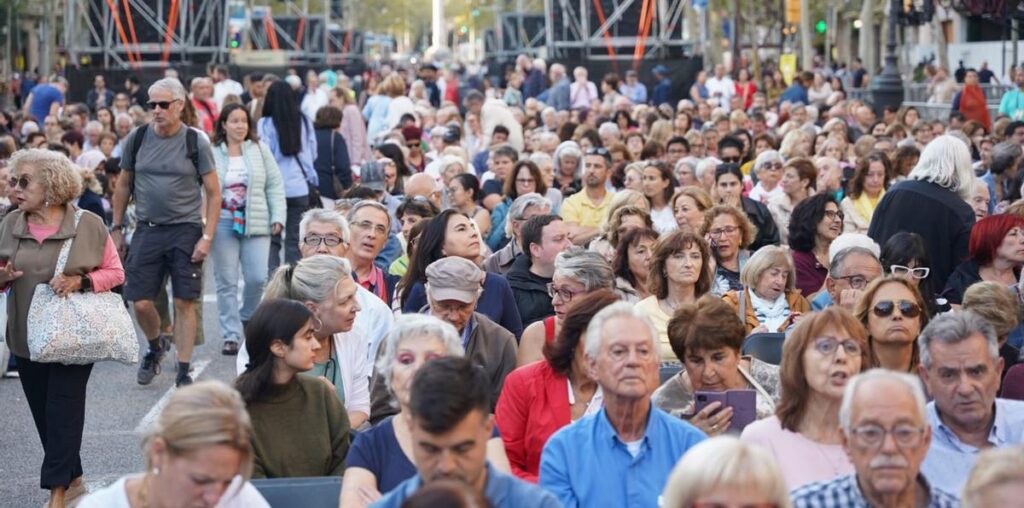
[505,253,555,327]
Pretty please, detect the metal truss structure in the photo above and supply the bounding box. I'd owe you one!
[485,13,546,61]
[64,0,227,68]
[543,0,692,60]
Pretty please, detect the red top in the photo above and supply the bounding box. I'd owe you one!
[543,316,556,343]
[494,360,571,483]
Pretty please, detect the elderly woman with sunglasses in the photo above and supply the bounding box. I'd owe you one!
[340,314,510,508]
[854,276,931,373]
[741,307,869,490]
[516,248,616,366]
[747,150,785,204]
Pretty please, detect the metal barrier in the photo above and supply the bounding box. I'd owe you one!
[847,83,1011,107]
[900,101,1000,121]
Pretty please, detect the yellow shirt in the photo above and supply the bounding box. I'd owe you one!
[634,295,677,362]
[559,189,614,229]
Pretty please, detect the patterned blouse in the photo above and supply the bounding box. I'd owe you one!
[651,356,780,420]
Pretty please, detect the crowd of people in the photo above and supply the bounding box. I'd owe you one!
[2,54,1024,508]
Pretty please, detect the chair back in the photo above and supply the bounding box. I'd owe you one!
[741,333,786,365]
[250,476,343,508]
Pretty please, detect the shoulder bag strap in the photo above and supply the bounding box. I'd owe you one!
[54,210,85,275]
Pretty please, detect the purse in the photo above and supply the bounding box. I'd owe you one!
[26,210,139,365]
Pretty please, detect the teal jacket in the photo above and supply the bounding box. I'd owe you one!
[213,140,287,237]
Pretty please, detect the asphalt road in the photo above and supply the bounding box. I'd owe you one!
[0,272,238,507]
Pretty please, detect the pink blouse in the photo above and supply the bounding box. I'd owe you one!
[25,223,125,292]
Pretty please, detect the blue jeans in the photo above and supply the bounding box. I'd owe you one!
[211,217,271,343]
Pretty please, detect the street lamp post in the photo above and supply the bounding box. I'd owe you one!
[869,0,903,115]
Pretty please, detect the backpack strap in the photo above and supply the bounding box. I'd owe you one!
[128,124,149,197]
[185,127,201,183]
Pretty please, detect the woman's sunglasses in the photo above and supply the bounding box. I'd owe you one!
[872,299,922,319]
[8,175,30,190]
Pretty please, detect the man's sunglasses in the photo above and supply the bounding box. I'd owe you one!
[147,99,181,110]
[872,299,922,319]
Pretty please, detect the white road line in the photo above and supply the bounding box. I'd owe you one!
[133,359,210,434]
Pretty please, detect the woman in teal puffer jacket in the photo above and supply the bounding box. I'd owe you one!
[211,103,286,355]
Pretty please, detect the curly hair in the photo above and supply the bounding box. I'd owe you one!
[788,193,839,253]
[667,295,745,361]
[8,148,83,205]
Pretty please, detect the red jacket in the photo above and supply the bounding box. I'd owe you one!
[494,360,571,482]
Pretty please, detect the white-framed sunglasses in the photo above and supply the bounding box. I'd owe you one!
[890,265,930,279]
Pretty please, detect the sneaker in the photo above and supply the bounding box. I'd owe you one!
[137,349,164,385]
[175,373,194,387]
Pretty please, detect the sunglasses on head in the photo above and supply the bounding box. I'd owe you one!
[872,299,922,319]
[147,99,180,110]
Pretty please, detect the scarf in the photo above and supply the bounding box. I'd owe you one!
[959,84,992,132]
[853,190,883,224]
[749,289,791,332]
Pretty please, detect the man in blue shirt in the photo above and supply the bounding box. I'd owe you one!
[539,303,705,507]
[619,70,647,105]
[24,77,66,123]
[372,357,561,508]
[651,65,672,106]
[791,370,958,508]
[779,71,812,106]
[918,311,1024,496]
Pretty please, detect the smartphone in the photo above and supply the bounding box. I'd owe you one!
[694,389,757,433]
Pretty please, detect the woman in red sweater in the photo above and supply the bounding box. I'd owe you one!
[494,290,619,482]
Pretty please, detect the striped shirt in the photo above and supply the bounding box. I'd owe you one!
[791,474,958,508]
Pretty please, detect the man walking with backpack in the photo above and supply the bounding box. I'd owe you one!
[110,78,221,387]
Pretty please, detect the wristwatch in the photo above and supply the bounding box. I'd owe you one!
[202,233,212,241]
[79,275,92,293]
[111,223,126,233]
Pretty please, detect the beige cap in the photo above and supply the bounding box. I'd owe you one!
[425,257,485,303]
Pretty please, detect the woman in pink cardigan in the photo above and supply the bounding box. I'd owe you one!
[331,86,371,166]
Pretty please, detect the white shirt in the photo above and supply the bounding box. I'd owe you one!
[300,88,330,120]
[77,475,269,508]
[650,205,678,234]
[213,79,245,109]
[748,182,784,204]
[705,76,736,111]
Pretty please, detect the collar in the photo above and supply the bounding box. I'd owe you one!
[11,203,79,241]
[928,401,1003,451]
[596,404,657,452]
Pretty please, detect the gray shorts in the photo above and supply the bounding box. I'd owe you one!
[124,223,204,301]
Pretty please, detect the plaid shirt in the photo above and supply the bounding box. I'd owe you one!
[791,474,959,508]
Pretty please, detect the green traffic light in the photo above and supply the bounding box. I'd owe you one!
[231,40,240,48]
[815,20,826,33]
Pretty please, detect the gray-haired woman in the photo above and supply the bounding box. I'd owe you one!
[516,247,616,366]
[339,314,510,508]
[0,149,125,508]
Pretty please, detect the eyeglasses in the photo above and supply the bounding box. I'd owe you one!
[812,336,862,357]
[760,161,783,171]
[586,147,610,156]
[890,265,930,279]
[8,175,30,189]
[709,226,738,237]
[547,283,582,303]
[147,99,181,110]
[303,235,344,247]
[833,274,869,289]
[823,209,845,222]
[351,220,388,235]
[872,299,922,319]
[848,424,926,450]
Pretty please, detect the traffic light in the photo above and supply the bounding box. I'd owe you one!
[815,20,827,33]
[230,30,242,49]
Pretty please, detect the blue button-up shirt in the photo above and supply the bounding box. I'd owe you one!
[371,462,561,508]
[539,405,705,508]
[921,398,1024,495]
[791,474,959,508]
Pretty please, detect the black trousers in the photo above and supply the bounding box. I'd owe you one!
[268,196,310,273]
[16,355,93,489]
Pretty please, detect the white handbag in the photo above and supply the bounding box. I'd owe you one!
[26,210,139,365]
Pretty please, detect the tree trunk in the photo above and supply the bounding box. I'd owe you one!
[932,13,948,72]
[859,0,875,75]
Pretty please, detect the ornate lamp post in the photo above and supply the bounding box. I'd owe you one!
[869,0,934,114]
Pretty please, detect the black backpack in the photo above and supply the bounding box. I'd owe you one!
[127,123,202,195]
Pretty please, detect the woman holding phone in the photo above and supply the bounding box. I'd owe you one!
[653,295,780,437]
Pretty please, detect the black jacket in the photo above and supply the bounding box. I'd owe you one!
[314,128,353,199]
[869,180,975,291]
[942,258,1020,306]
[741,197,780,251]
[77,189,107,225]
[505,253,554,327]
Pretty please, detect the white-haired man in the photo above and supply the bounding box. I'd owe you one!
[791,370,958,507]
[540,303,705,507]
[112,77,221,387]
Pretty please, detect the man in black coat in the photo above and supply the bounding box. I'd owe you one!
[506,214,573,327]
[868,135,976,291]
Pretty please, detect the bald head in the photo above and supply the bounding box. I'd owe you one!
[405,173,441,207]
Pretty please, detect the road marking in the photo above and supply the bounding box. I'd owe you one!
[134,359,210,434]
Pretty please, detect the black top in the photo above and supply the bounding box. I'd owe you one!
[740,197,780,251]
[313,128,353,199]
[505,253,554,327]
[869,180,975,291]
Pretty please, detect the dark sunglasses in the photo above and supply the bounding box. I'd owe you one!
[8,175,30,189]
[147,99,181,110]
[872,299,922,319]
[586,147,610,156]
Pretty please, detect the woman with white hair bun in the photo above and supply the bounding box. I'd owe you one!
[660,436,792,508]
[867,134,977,291]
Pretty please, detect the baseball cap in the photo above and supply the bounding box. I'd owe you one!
[425,257,484,304]
[359,161,387,192]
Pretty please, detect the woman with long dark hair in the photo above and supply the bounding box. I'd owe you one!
[211,103,286,356]
[234,298,350,478]
[397,209,523,338]
[258,80,318,272]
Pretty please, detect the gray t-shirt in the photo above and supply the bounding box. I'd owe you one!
[120,124,215,225]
